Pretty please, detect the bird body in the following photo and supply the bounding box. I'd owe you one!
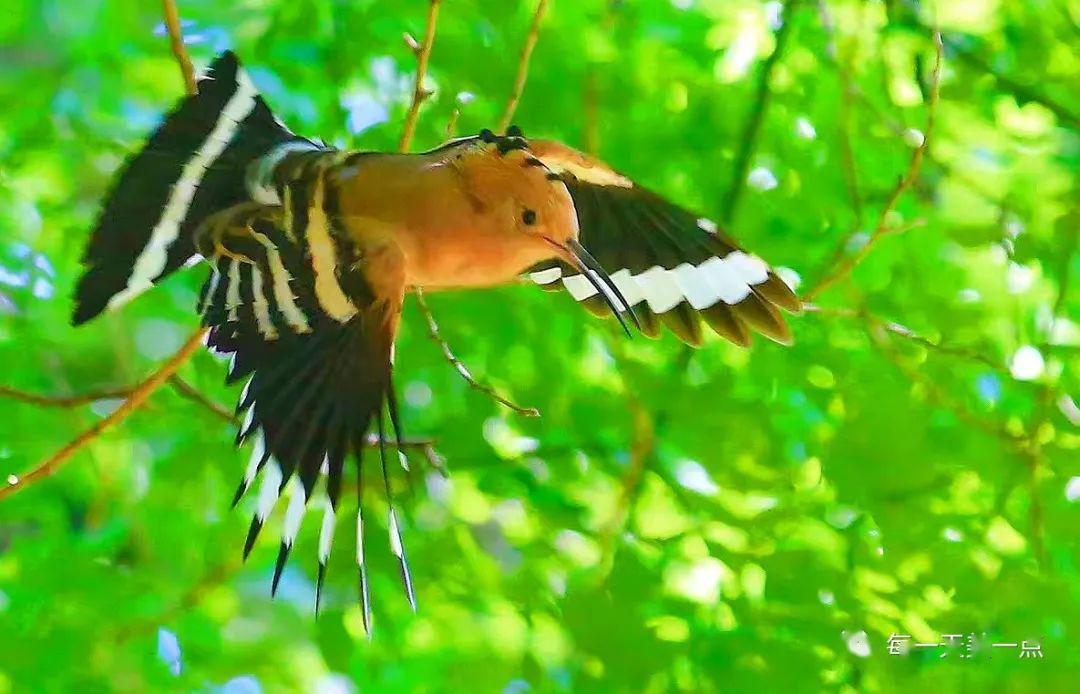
[71,51,800,630]
[326,142,578,291]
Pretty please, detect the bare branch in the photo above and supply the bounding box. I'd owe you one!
[0,374,236,426]
[1,328,209,502]
[396,1,543,418]
[722,0,797,224]
[1,2,207,502]
[805,303,1005,374]
[864,322,1024,445]
[497,0,551,133]
[2,1,456,501]
[161,0,197,96]
[0,384,133,408]
[445,107,461,139]
[805,31,944,301]
[166,376,234,424]
[413,291,540,417]
[398,0,441,152]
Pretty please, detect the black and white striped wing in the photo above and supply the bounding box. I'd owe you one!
[195,184,412,630]
[528,140,801,347]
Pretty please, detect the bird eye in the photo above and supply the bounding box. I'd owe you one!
[522,209,537,225]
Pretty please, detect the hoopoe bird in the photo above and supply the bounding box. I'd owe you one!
[72,52,800,630]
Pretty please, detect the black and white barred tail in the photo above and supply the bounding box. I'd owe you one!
[72,51,311,325]
[73,51,417,632]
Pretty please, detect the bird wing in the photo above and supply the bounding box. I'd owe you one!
[195,161,412,630]
[527,139,801,347]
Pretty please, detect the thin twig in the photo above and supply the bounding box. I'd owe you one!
[805,303,1005,373]
[1,328,209,502]
[166,376,234,423]
[0,384,133,408]
[496,0,550,133]
[817,14,1008,215]
[863,319,1024,444]
[722,0,797,224]
[398,1,541,417]
[161,0,197,96]
[445,107,461,138]
[398,0,441,152]
[414,291,540,417]
[1,378,446,462]
[805,30,943,301]
[1,7,205,502]
[864,314,1049,564]
[594,345,694,582]
[1,376,235,424]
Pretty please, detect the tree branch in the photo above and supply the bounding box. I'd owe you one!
[414,291,540,417]
[497,0,550,133]
[1,376,230,423]
[0,384,133,408]
[1,328,209,502]
[399,0,543,417]
[804,30,943,301]
[804,303,1005,374]
[161,0,197,96]
[722,0,797,224]
[1,5,206,502]
[165,375,234,424]
[398,0,441,152]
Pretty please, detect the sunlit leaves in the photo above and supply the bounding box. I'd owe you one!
[1,0,1079,691]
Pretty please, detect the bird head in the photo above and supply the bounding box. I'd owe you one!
[451,127,638,335]
[454,128,580,247]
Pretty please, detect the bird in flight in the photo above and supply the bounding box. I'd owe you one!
[72,51,800,632]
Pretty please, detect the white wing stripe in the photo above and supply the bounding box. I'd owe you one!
[724,251,770,286]
[282,482,307,547]
[255,459,283,522]
[557,253,771,313]
[242,431,265,491]
[306,177,358,322]
[699,256,752,305]
[252,232,311,333]
[388,508,404,558]
[107,69,259,311]
[318,502,336,563]
[226,258,242,321]
[355,509,366,566]
[562,274,598,301]
[250,267,278,339]
[609,269,646,308]
[199,266,221,315]
[635,266,684,313]
[529,267,562,285]
[672,262,721,310]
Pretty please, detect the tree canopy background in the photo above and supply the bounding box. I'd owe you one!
[1,0,1078,691]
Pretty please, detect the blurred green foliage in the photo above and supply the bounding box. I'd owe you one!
[1,0,1079,691]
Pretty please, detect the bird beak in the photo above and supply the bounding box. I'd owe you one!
[543,237,641,337]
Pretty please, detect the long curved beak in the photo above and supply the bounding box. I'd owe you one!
[544,237,641,337]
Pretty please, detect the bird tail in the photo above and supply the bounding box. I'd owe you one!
[72,50,313,325]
